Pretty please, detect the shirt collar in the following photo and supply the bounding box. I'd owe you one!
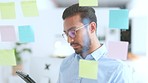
[76,44,108,61]
[91,44,108,61]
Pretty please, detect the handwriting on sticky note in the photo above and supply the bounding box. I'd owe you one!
[0,49,16,66]
[109,9,129,29]
[79,0,98,6]
[79,59,98,79]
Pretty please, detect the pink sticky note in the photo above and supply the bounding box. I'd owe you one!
[106,41,129,60]
[0,26,17,42]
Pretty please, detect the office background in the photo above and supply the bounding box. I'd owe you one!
[0,0,147,83]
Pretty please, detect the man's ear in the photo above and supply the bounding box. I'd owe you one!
[89,22,97,33]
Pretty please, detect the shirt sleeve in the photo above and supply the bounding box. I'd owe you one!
[57,61,64,83]
[57,72,61,83]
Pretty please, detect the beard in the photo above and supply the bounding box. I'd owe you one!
[75,35,91,55]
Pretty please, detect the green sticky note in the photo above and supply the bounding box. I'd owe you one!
[21,1,39,17]
[0,2,16,19]
[18,25,35,43]
[79,0,98,6]
[0,50,16,66]
[109,9,129,29]
[79,59,98,79]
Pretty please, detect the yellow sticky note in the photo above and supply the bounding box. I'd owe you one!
[0,50,16,66]
[79,59,98,79]
[79,0,98,6]
[21,1,39,17]
[0,2,16,19]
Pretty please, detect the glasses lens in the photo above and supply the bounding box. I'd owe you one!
[62,30,76,41]
[68,30,75,38]
[62,33,67,40]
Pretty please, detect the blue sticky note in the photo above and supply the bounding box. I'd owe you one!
[18,25,35,43]
[109,9,129,29]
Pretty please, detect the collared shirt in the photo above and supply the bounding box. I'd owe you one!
[57,44,133,83]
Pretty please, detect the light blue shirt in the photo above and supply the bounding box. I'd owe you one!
[57,44,133,83]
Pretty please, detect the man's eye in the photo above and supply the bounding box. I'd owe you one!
[69,31,75,37]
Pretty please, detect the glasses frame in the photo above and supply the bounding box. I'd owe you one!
[62,24,89,41]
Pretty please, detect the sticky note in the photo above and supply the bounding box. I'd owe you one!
[106,41,129,60]
[79,59,98,79]
[21,1,39,17]
[109,9,129,29]
[0,49,16,66]
[18,25,35,43]
[0,2,16,19]
[79,0,98,6]
[0,26,17,42]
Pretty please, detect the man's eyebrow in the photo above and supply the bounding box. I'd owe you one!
[63,27,76,32]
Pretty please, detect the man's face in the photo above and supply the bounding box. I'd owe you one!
[63,14,91,54]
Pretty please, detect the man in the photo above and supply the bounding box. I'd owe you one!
[58,3,133,83]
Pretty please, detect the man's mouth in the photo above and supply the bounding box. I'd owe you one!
[71,43,80,49]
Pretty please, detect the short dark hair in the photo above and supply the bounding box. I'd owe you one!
[62,3,97,25]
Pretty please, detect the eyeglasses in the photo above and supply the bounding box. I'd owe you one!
[62,24,88,41]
